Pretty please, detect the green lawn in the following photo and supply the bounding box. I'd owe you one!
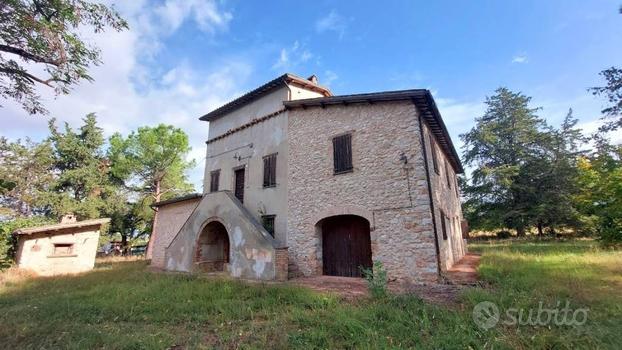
[0,239,620,349]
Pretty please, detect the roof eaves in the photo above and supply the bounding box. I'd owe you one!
[151,193,203,208]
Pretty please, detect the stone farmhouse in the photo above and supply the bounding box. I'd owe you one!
[149,73,467,284]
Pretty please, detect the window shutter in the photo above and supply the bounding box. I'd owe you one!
[263,154,277,187]
[440,210,448,240]
[210,170,220,192]
[445,161,452,188]
[333,134,353,174]
[429,134,439,174]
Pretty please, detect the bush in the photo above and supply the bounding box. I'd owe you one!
[360,260,388,299]
[496,230,512,239]
[0,217,52,269]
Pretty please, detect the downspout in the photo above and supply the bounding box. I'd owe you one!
[416,106,442,277]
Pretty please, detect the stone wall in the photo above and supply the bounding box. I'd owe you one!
[150,198,201,269]
[287,101,440,284]
[422,124,467,270]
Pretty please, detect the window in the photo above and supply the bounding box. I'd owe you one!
[53,243,74,256]
[429,134,439,174]
[333,133,353,174]
[440,210,448,240]
[210,170,220,192]
[261,215,276,237]
[263,153,277,187]
[454,176,460,198]
[445,161,452,189]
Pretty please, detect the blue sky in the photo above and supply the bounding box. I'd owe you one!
[3,0,621,190]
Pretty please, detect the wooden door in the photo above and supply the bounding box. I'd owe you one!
[234,168,245,203]
[322,215,372,277]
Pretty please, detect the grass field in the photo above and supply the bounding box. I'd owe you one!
[0,239,620,349]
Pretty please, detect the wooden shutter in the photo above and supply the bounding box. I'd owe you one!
[210,170,220,192]
[429,134,439,174]
[263,154,277,187]
[440,210,448,240]
[445,161,452,188]
[332,134,353,174]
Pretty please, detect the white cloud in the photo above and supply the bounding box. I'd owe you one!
[323,70,338,87]
[0,0,245,191]
[315,10,347,39]
[272,41,313,71]
[512,54,528,64]
[154,0,232,34]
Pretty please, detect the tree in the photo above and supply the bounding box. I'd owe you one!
[461,87,548,236]
[0,137,54,216]
[108,124,195,245]
[46,113,123,219]
[0,0,128,115]
[590,67,622,132]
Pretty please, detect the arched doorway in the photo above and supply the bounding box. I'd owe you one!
[195,221,230,272]
[319,215,372,277]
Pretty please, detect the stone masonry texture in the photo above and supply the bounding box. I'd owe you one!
[287,101,441,284]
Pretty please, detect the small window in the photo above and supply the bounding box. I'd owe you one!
[53,243,74,256]
[333,133,353,174]
[440,211,448,240]
[445,161,452,189]
[454,176,460,197]
[429,134,439,174]
[263,153,277,188]
[210,170,220,192]
[261,215,276,237]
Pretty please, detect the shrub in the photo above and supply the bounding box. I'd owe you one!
[360,260,388,299]
[0,217,52,269]
[496,230,512,239]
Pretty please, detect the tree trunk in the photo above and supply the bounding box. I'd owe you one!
[537,221,544,236]
[146,180,161,260]
[516,226,526,237]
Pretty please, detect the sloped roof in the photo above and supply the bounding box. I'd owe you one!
[283,89,464,173]
[199,73,332,122]
[151,193,203,208]
[14,218,110,236]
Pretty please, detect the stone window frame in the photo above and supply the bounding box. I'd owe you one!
[429,133,440,175]
[331,131,355,175]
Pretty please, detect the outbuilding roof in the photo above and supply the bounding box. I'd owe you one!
[151,193,203,208]
[199,73,332,122]
[283,89,464,173]
[14,218,110,236]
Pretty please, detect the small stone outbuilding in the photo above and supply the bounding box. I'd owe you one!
[14,216,109,276]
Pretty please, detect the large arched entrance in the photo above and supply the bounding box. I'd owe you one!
[195,221,230,272]
[319,215,372,277]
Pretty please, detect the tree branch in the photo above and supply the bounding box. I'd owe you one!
[0,44,62,66]
[0,67,66,87]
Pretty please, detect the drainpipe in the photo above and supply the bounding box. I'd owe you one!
[416,107,442,277]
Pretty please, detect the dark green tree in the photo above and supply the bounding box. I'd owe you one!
[108,124,195,244]
[590,67,622,132]
[47,113,123,219]
[0,0,128,114]
[461,87,548,236]
[0,137,54,216]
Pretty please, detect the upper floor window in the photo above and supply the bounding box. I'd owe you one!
[333,133,353,174]
[429,134,439,175]
[210,170,220,192]
[263,153,277,187]
[445,161,452,189]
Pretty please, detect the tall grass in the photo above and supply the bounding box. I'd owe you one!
[0,239,620,349]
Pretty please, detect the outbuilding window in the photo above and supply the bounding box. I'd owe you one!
[333,133,353,174]
[263,153,277,188]
[210,170,220,192]
[53,243,74,256]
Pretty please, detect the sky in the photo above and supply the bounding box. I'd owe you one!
[2,0,622,191]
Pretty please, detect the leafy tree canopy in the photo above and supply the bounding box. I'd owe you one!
[0,0,128,115]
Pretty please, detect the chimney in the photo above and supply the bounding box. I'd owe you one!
[307,74,318,85]
[60,214,77,224]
